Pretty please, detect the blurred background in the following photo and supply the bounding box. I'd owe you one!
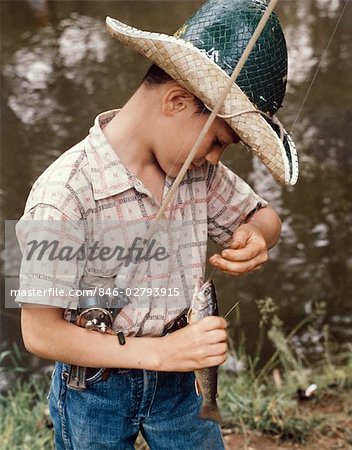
[1,0,351,382]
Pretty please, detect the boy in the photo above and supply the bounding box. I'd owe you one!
[16,0,297,448]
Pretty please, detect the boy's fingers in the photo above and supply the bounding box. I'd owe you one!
[210,247,259,266]
[209,253,221,265]
[206,342,228,357]
[221,245,259,262]
[206,354,228,367]
[230,229,250,249]
[205,328,228,343]
[210,254,267,275]
[195,316,228,331]
[230,239,245,250]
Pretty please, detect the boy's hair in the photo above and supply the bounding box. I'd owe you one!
[142,64,207,114]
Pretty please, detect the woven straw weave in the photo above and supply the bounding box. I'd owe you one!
[107,19,298,185]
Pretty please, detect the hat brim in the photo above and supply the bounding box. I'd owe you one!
[106,17,298,185]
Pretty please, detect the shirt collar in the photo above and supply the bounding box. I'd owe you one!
[86,109,137,200]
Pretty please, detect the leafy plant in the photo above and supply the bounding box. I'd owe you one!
[219,297,352,443]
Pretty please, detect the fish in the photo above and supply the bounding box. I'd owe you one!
[187,279,222,424]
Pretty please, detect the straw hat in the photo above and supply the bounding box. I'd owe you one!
[106,0,299,185]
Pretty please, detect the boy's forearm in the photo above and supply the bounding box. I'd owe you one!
[246,204,282,249]
[21,306,229,373]
[21,307,163,371]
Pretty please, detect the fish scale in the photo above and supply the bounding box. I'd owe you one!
[187,279,222,424]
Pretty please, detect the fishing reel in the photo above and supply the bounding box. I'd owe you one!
[75,290,114,334]
[75,289,130,333]
[76,307,113,333]
[67,288,130,390]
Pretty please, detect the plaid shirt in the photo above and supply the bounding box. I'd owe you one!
[15,109,266,336]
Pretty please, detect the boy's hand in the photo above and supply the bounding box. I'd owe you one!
[159,316,228,372]
[209,223,268,276]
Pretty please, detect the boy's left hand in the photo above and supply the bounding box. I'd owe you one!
[209,223,269,276]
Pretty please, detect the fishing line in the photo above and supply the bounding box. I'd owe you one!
[152,107,209,206]
[144,0,281,241]
[289,0,348,134]
[202,2,346,320]
[224,301,240,319]
[114,0,281,295]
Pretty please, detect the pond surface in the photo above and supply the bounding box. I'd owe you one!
[1,0,351,375]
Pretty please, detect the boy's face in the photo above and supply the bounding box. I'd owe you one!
[152,85,239,177]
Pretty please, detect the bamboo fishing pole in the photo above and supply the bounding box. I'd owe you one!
[144,0,281,240]
[115,0,281,290]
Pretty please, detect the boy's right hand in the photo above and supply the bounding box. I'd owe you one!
[159,316,228,372]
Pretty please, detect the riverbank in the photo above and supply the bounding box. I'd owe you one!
[1,298,351,449]
[222,389,351,449]
[1,367,350,450]
[218,297,352,448]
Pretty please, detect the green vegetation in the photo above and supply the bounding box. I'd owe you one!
[1,299,351,449]
[219,298,352,445]
[0,376,53,450]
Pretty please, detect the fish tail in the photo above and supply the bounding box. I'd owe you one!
[199,403,222,424]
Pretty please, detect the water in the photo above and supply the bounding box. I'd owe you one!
[1,0,351,374]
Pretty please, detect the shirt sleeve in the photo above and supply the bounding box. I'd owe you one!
[206,162,268,247]
[14,203,87,309]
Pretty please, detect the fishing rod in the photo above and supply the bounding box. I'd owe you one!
[114,0,281,300]
[145,0,281,241]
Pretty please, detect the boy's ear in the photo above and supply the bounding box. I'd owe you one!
[161,86,195,116]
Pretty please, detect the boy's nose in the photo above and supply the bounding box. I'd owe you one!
[205,148,223,165]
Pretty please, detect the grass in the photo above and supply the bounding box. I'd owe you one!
[219,363,352,444]
[219,298,352,445]
[0,372,54,450]
[1,299,351,449]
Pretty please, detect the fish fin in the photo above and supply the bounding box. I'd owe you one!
[195,378,202,396]
[199,403,222,424]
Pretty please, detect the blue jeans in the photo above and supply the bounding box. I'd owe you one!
[48,362,225,449]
